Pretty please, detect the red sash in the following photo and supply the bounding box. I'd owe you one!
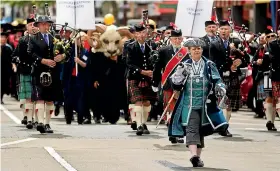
[161,47,188,86]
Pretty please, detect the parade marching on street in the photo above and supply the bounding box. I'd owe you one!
[1,0,280,170]
[1,95,280,171]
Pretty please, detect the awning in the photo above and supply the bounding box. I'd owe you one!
[214,0,253,8]
[255,0,270,4]
[158,0,178,14]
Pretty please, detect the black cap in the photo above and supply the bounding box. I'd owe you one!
[205,20,216,27]
[34,15,53,27]
[264,26,273,35]
[134,24,145,32]
[219,20,230,27]
[170,29,182,37]
[1,32,9,37]
[27,18,35,24]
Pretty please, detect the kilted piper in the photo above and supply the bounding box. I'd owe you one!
[262,27,278,131]
[210,20,244,137]
[12,17,38,128]
[126,24,157,135]
[28,15,65,133]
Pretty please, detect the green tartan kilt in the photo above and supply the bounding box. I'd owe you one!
[18,74,32,100]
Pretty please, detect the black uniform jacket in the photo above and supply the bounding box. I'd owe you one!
[209,36,243,77]
[201,35,211,59]
[152,45,175,87]
[126,41,155,82]
[12,35,34,75]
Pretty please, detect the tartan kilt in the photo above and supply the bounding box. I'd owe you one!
[128,80,157,103]
[18,74,32,100]
[272,81,280,100]
[224,76,242,109]
[257,79,266,100]
[163,89,177,112]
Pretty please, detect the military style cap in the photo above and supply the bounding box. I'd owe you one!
[27,18,35,24]
[264,26,274,35]
[170,29,182,37]
[205,20,216,27]
[183,38,206,47]
[34,15,53,27]
[219,20,230,27]
[134,24,145,32]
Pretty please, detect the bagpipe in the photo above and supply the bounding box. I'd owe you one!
[42,3,83,60]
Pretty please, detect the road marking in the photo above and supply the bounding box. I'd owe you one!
[44,147,77,171]
[1,138,37,147]
[0,104,21,124]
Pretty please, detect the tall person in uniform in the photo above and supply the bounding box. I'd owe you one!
[12,18,38,129]
[261,27,278,131]
[28,15,65,133]
[126,24,157,135]
[152,29,189,143]
[209,20,243,137]
[201,20,218,59]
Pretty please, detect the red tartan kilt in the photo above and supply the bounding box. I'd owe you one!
[128,80,157,103]
[163,89,176,112]
[272,81,280,99]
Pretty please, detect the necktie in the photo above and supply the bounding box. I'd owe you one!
[43,34,49,46]
[140,44,145,53]
[223,40,228,48]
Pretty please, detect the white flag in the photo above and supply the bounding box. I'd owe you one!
[56,0,75,29]
[56,0,96,30]
[75,0,96,30]
[175,0,214,37]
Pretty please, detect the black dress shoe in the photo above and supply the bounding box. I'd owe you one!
[33,122,38,128]
[37,123,46,133]
[190,156,204,167]
[45,124,54,133]
[131,121,137,130]
[136,126,144,136]
[169,137,177,144]
[54,106,60,116]
[266,121,277,131]
[21,116,27,125]
[26,121,33,129]
[219,130,233,137]
[142,124,150,134]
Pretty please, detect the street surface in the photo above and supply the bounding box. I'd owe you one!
[1,95,280,171]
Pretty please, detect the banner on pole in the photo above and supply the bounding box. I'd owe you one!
[56,0,96,30]
[175,0,214,37]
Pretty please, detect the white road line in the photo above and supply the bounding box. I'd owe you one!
[0,104,21,124]
[1,138,37,147]
[44,147,77,171]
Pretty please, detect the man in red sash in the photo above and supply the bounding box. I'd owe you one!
[152,29,189,143]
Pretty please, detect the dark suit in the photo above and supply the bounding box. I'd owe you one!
[28,32,63,102]
[201,35,211,59]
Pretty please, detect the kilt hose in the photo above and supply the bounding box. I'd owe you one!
[128,80,157,104]
[223,76,242,110]
[18,74,32,100]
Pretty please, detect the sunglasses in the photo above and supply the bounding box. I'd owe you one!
[266,35,276,39]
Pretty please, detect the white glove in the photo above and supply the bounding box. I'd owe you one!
[152,86,159,92]
[215,86,226,97]
[171,63,191,85]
